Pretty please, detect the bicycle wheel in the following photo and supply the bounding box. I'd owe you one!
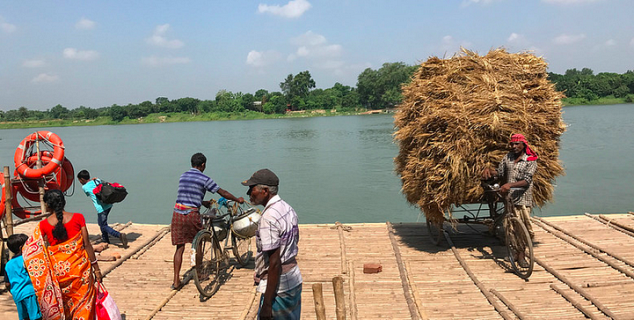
[192,230,221,297]
[426,219,443,246]
[231,232,252,266]
[505,217,534,279]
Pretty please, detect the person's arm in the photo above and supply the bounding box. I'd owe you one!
[500,161,535,193]
[217,188,245,204]
[259,247,282,320]
[81,226,102,283]
[3,270,10,291]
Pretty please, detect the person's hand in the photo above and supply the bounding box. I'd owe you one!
[259,303,272,320]
[202,200,211,208]
[236,197,245,204]
[482,167,494,180]
[94,269,103,283]
[500,183,511,194]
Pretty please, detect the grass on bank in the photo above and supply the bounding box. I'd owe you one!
[0,109,363,129]
[561,94,634,106]
[2,95,633,130]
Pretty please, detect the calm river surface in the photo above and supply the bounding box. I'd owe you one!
[1,104,633,225]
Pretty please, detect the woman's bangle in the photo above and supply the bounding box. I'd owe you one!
[91,259,98,265]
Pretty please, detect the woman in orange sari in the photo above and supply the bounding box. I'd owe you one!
[23,189,102,320]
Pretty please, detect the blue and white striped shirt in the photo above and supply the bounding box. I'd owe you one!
[175,168,220,214]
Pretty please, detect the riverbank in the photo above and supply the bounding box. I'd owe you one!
[0,109,365,129]
[0,98,632,130]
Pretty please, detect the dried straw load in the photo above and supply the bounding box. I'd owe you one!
[394,48,566,224]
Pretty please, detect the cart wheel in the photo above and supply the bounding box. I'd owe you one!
[231,232,252,267]
[505,217,534,279]
[192,231,221,298]
[426,219,444,246]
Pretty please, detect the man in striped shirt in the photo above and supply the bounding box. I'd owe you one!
[243,169,302,320]
[171,152,244,289]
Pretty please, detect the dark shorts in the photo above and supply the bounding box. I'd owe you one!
[171,209,202,245]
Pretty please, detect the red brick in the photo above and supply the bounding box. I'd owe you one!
[363,263,382,274]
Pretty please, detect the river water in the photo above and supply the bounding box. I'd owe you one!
[1,104,632,225]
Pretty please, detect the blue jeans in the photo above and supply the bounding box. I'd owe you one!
[98,207,121,243]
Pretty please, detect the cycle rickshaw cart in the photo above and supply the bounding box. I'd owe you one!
[191,198,261,298]
[426,180,535,279]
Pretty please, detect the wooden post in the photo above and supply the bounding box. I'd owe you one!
[35,136,47,214]
[3,166,13,237]
[332,276,346,320]
[312,283,327,320]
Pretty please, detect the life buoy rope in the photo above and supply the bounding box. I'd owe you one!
[14,131,65,179]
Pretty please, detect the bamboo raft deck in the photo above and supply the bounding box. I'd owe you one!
[2,213,634,319]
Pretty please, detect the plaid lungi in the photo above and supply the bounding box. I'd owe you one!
[171,209,203,245]
[258,283,302,319]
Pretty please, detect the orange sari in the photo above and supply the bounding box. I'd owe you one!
[23,224,96,320]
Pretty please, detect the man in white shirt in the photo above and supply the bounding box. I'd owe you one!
[242,169,302,320]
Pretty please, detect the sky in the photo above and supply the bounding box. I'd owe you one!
[1,0,633,111]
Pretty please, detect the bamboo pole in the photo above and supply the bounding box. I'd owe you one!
[312,283,327,320]
[489,289,527,320]
[585,213,634,238]
[533,217,634,275]
[101,225,168,276]
[335,221,348,274]
[14,213,52,226]
[386,221,422,320]
[238,287,258,320]
[443,231,515,320]
[332,276,346,320]
[143,268,193,320]
[347,261,358,320]
[550,284,601,320]
[534,256,620,319]
[405,261,429,320]
[599,214,634,234]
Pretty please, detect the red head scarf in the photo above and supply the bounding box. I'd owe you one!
[511,133,538,161]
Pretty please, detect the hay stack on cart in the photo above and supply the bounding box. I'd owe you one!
[394,48,566,224]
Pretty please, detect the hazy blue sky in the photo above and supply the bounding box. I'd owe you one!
[1,0,632,111]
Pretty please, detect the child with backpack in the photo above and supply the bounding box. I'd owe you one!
[3,233,42,320]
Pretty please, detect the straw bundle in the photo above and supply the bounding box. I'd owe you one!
[394,48,566,224]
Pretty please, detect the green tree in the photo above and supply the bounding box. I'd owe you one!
[109,104,126,122]
[174,97,201,114]
[18,107,29,121]
[254,89,269,102]
[138,100,154,115]
[280,71,316,109]
[50,104,70,119]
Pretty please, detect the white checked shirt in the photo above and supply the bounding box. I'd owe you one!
[255,195,302,293]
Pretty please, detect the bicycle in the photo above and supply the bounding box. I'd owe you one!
[191,198,261,298]
[427,181,534,279]
[483,184,535,279]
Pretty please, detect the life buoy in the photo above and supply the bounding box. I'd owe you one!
[11,184,42,219]
[14,131,65,179]
[13,152,75,202]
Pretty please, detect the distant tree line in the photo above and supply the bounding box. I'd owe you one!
[548,68,634,103]
[0,62,419,123]
[3,64,632,123]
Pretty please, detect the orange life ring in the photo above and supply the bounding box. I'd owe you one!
[13,152,75,202]
[14,131,65,179]
[11,184,42,219]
